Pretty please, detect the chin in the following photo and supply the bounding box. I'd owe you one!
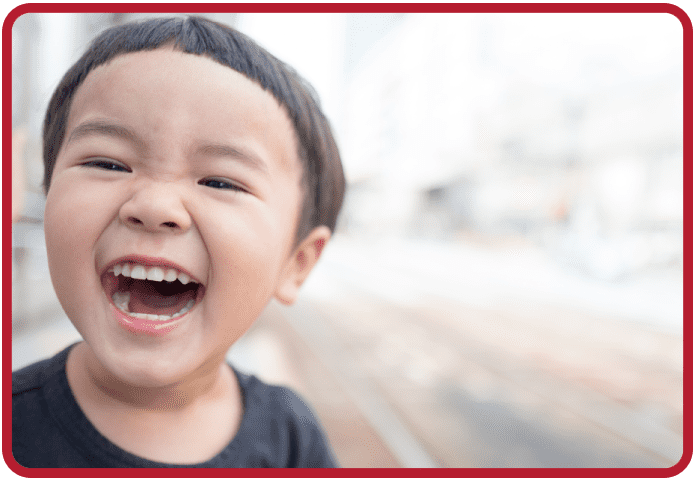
[77,321,210,389]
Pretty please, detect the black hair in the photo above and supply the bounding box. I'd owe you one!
[43,16,345,244]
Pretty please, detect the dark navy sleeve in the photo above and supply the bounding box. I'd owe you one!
[278,389,338,467]
[235,371,338,468]
[12,348,95,468]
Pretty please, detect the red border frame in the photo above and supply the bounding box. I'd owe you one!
[3,3,692,478]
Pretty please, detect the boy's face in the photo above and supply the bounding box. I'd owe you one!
[44,48,307,386]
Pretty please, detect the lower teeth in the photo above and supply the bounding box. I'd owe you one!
[111,292,195,321]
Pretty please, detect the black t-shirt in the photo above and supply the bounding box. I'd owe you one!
[12,344,337,468]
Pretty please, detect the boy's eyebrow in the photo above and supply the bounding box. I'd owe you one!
[66,120,145,151]
[196,143,269,176]
[66,121,269,174]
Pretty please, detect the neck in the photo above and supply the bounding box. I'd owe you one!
[68,342,230,412]
[65,342,243,464]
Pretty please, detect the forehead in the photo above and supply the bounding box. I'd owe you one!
[66,48,301,175]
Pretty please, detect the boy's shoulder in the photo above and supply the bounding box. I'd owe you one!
[231,369,338,467]
[12,345,92,468]
[236,369,315,421]
[12,345,71,395]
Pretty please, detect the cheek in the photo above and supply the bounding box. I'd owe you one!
[208,222,282,299]
[197,203,294,334]
[44,178,115,310]
[45,180,99,256]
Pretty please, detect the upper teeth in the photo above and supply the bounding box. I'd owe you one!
[109,263,192,284]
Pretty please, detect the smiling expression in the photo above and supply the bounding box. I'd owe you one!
[44,48,306,387]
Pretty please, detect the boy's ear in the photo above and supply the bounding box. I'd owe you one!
[274,225,331,305]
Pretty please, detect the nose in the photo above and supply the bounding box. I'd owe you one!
[119,182,192,234]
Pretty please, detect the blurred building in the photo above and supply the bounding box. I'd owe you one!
[339,13,683,281]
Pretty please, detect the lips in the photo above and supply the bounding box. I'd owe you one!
[100,257,205,327]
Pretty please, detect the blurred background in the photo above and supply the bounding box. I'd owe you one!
[12,12,684,468]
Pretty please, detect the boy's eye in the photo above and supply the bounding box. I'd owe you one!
[82,159,131,172]
[199,178,247,193]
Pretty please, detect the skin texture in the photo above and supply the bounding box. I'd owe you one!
[44,48,330,464]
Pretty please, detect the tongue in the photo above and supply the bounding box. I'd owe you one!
[126,280,196,316]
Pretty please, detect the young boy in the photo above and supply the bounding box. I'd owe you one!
[12,16,345,468]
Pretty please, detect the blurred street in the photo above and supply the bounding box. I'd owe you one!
[12,234,684,468]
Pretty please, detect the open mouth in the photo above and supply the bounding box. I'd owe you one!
[101,262,205,322]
